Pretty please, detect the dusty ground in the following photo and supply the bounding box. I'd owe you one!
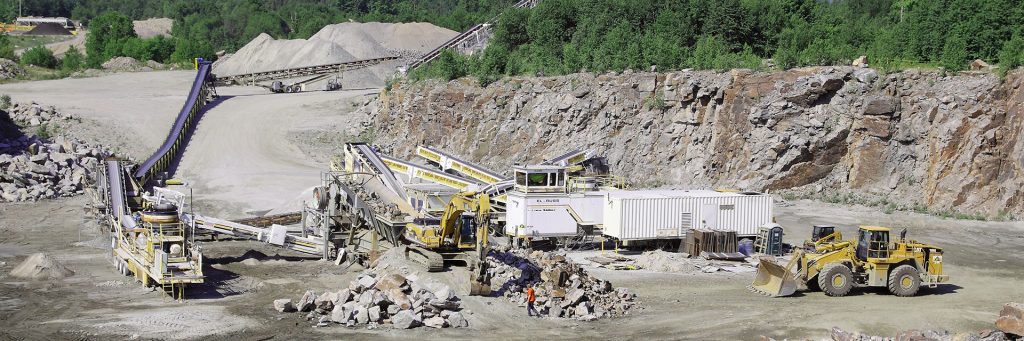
[1,196,1021,340]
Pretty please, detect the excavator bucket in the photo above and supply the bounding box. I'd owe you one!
[749,256,798,297]
[469,277,492,296]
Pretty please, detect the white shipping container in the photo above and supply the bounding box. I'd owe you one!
[602,190,773,240]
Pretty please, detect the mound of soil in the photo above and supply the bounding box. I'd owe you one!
[24,23,72,36]
[10,253,74,280]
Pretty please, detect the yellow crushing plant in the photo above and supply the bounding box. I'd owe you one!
[751,226,949,297]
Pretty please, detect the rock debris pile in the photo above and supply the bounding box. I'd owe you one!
[273,271,468,329]
[813,326,1014,341]
[0,58,26,79]
[1,104,108,202]
[488,250,638,320]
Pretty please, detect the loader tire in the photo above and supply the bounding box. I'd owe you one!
[888,265,921,297]
[818,263,853,297]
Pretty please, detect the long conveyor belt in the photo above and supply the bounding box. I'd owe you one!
[133,61,214,185]
[186,214,326,256]
[213,56,398,86]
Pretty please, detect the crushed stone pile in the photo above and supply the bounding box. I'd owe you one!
[585,250,758,274]
[1,102,108,202]
[0,59,26,79]
[213,22,457,88]
[133,18,173,39]
[488,249,638,321]
[10,253,74,280]
[102,57,147,72]
[273,269,468,329]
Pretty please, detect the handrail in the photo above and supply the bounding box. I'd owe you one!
[133,62,213,184]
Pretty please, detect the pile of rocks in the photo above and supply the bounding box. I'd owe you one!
[273,271,469,329]
[0,135,106,202]
[0,59,25,79]
[820,327,1013,341]
[6,102,69,127]
[488,250,638,320]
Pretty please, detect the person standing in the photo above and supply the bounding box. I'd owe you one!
[525,284,539,317]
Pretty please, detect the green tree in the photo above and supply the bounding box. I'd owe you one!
[941,33,969,72]
[86,11,137,67]
[122,37,152,61]
[21,47,58,69]
[687,35,730,70]
[0,34,14,61]
[60,47,85,71]
[998,33,1024,76]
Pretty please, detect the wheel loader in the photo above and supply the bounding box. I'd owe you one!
[751,226,948,297]
[404,191,493,296]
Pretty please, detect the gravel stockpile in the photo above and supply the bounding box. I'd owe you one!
[24,23,72,36]
[102,57,146,72]
[9,253,74,280]
[133,18,173,39]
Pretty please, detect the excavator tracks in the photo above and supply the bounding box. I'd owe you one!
[405,246,445,272]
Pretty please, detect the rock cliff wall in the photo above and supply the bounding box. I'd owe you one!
[368,67,1024,217]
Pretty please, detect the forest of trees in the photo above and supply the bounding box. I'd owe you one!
[421,0,1024,84]
[5,0,1024,79]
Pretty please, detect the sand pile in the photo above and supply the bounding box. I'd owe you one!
[213,22,457,88]
[133,18,173,39]
[102,57,145,72]
[10,253,74,280]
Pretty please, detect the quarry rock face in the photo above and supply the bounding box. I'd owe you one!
[368,66,1024,217]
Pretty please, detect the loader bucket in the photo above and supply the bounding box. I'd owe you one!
[749,257,798,297]
[469,272,491,296]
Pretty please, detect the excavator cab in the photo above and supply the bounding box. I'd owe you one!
[856,226,890,260]
[811,225,836,242]
[457,212,478,248]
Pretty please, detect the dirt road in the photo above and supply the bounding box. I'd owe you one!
[174,86,379,218]
[0,71,193,158]
[1,197,1021,340]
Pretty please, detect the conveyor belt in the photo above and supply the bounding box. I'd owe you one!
[543,149,591,167]
[187,214,326,256]
[378,153,481,191]
[351,144,408,201]
[105,160,126,218]
[415,145,508,184]
[133,62,213,184]
[214,56,398,86]
[408,0,538,70]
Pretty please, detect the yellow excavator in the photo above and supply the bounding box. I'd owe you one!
[751,226,949,297]
[405,192,492,295]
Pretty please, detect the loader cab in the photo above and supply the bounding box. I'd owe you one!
[856,226,891,260]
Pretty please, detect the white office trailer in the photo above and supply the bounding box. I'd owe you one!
[602,190,773,240]
[504,165,774,241]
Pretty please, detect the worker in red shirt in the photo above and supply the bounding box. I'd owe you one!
[525,283,539,317]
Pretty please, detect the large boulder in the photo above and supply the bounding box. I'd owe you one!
[996,303,1024,336]
[423,316,447,328]
[392,310,418,329]
[446,311,468,328]
[296,290,316,312]
[273,299,295,312]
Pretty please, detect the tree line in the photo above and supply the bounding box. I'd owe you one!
[417,0,1024,85]
[4,0,1024,80]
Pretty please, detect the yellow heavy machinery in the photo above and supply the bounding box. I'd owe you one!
[751,226,949,297]
[405,191,493,295]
